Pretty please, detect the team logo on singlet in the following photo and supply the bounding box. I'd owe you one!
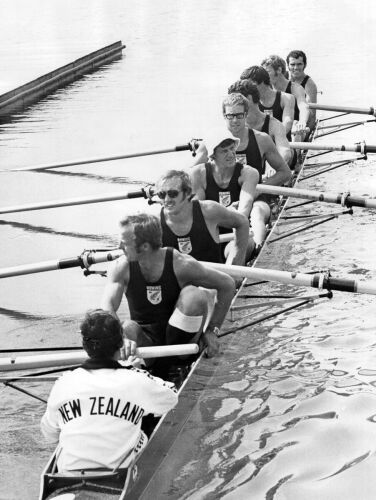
[177,237,192,254]
[219,191,231,207]
[264,109,273,116]
[146,286,162,305]
[236,153,247,165]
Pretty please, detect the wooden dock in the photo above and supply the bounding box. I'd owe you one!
[0,41,125,116]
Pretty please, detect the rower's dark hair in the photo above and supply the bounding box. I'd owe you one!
[286,50,307,68]
[228,80,260,104]
[222,92,249,113]
[120,213,162,250]
[261,55,286,74]
[81,309,123,359]
[156,170,193,199]
[240,66,270,86]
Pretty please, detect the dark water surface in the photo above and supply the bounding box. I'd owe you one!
[1,1,376,498]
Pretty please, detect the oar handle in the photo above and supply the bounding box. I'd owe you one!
[137,344,199,358]
[0,344,199,372]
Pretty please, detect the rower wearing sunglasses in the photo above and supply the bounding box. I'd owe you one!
[101,213,236,371]
[157,169,251,266]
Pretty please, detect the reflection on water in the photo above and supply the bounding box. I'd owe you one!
[1,1,376,499]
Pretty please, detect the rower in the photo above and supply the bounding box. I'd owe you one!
[240,65,294,139]
[157,169,252,265]
[227,79,293,166]
[40,309,178,472]
[190,121,291,251]
[100,213,236,369]
[261,54,310,141]
[286,50,318,131]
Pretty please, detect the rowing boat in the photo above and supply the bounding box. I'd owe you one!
[37,124,317,499]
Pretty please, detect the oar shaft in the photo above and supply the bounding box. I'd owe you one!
[0,344,199,372]
[256,185,376,209]
[309,103,375,115]
[0,189,150,215]
[11,145,192,172]
[290,141,376,153]
[203,262,376,296]
[0,250,122,279]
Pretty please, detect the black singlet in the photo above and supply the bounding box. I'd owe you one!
[236,129,264,179]
[285,81,300,121]
[204,162,243,205]
[261,114,270,135]
[160,200,222,263]
[259,91,283,123]
[300,75,310,88]
[125,247,181,326]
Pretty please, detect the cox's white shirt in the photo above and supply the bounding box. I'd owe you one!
[41,366,177,471]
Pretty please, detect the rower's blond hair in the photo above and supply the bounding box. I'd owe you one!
[222,93,249,114]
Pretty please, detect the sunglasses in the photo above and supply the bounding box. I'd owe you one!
[157,189,180,199]
[224,112,246,120]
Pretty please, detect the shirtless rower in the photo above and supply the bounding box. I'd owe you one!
[190,120,291,251]
[261,54,310,141]
[41,309,178,472]
[227,79,293,166]
[101,213,236,369]
[240,65,294,139]
[157,169,252,264]
[286,50,317,131]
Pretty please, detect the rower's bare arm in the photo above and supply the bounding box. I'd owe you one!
[271,119,292,164]
[174,253,235,328]
[190,142,208,167]
[237,165,259,219]
[295,85,310,126]
[100,257,128,319]
[260,135,292,186]
[305,79,318,104]
[203,201,249,266]
[305,79,318,126]
[281,92,294,133]
[190,164,207,199]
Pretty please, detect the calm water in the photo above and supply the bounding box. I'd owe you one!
[1,0,376,498]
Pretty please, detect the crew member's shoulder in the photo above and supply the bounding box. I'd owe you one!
[253,128,275,147]
[269,116,288,134]
[305,77,318,97]
[107,254,129,278]
[241,164,260,180]
[190,162,207,175]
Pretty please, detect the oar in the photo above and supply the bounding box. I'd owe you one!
[2,249,376,297]
[5,143,197,172]
[256,185,376,209]
[203,262,376,296]
[0,344,199,372]
[309,103,376,115]
[0,249,124,279]
[0,186,154,215]
[289,141,376,153]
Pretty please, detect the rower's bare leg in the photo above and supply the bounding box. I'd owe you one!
[166,285,208,346]
[250,200,270,249]
[224,236,255,263]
